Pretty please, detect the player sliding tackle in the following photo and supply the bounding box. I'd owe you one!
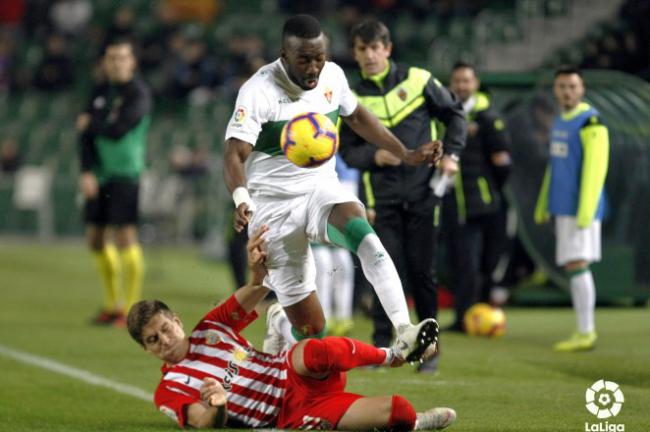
[223,14,442,362]
[127,226,456,430]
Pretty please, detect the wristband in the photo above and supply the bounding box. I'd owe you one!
[232,187,256,212]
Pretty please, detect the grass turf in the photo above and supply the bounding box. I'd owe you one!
[0,241,648,431]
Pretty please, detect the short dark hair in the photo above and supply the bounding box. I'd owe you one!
[282,14,322,40]
[101,36,136,57]
[554,65,582,79]
[127,300,174,347]
[452,61,475,73]
[349,19,391,47]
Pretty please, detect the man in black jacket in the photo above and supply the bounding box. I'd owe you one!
[443,62,512,332]
[339,20,466,372]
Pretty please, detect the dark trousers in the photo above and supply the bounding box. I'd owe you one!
[442,194,508,326]
[371,198,439,347]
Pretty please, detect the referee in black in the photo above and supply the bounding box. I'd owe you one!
[339,20,466,373]
[443,62,512,332]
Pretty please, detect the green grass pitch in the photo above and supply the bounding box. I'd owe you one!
[0,242,648,431]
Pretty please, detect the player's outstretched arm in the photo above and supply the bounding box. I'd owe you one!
[186,378,228,428]
[343,104,440,166]
[233,225,270,313]
[224,137,254,232]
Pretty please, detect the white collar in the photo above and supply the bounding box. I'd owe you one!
[462,95,477,115]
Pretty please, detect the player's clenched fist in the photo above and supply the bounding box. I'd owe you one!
[234,203,252,232]
[403,140,444,167]
[200,377,227,407]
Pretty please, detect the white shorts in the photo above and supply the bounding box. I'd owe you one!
[249,180,362,307]
[555,216,601,266]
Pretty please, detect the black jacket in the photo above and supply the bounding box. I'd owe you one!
[455,92,511,220]
[340,61,466,206]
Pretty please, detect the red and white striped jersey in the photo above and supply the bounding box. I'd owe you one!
[154,295,288,428]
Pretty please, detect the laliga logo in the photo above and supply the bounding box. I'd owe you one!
[585,380,624,419]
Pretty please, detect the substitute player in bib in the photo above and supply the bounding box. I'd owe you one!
[535,66,609,352]
[128,226,456,430]
[223,15,441,361]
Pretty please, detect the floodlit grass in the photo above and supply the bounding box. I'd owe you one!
[1,242,648,431]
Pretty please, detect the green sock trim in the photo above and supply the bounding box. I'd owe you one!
[567,267,590,278]
[291,323,328,341]
[327,217,376,253]
[327,224,351,251]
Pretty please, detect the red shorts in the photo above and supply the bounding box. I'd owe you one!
[276,345,363,430]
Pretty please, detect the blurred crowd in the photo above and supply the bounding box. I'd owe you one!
[0,0,648,103]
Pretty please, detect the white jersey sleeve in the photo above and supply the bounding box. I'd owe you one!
[224,78,271,146]
[334,63,358,117]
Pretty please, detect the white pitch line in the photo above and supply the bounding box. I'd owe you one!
[0,344,153,402]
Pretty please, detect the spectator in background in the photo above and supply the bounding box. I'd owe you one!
[103,6,136,47]
[0,35,15,95]
[168,33,219,102]
[140,3,180,72]
[165,0,220,23]
[33,33,74,91]
[443,62,512,332]
[48,0,92,37]
[0,0,25,30]
[0,137,21,174]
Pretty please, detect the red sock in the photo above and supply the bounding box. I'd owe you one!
[388,395,417,431]
[302,337,387,373]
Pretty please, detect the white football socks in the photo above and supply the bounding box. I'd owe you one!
[313,246,334,319]
[270,307,298,346]
[331,248,354,321]
[357,234,411,329]
[570,270,596,333]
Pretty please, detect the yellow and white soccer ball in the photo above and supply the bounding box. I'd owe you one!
[281,112,338,168]
[464,303,506,337]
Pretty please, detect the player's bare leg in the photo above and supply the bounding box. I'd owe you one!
[328,202,438,362]
[283,292,327,339]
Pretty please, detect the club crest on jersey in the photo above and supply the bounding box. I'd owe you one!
[233,347,249,362]
[204,330,221,345]
[233,106,247,125]
[324,88,333,104]
[397,88,408,101]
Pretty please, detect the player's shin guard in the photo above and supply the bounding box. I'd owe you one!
[388,395,417,431]
[328,218,411,329]
[93,244,121,311]
[120,244,144,311]
[302,337,388,373]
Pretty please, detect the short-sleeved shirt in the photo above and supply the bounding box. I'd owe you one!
[225,59,358,197]
[154,296,288,428]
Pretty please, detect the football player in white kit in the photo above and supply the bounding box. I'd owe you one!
[224,15,441,362]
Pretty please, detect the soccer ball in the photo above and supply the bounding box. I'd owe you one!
[281,112,338,168]
[464,303,506,337]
